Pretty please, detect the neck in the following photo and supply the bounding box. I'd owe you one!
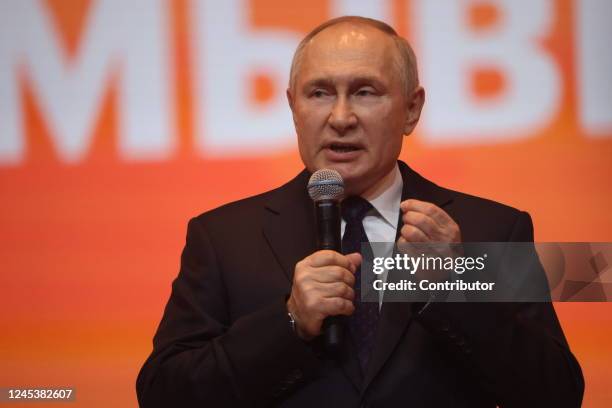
[352,164,398,201]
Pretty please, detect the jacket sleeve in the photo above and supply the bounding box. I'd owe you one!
[414,211,584,408]
[136,217,321,407]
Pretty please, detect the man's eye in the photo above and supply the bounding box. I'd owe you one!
[311,90,328,98]
[356,88,375,96]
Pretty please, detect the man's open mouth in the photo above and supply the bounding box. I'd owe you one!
[329,143,361,153]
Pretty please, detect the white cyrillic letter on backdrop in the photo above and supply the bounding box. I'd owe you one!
[0,0,172,164]
[577,0,612,137]
[415,0,561,143]
[194,0,300,156]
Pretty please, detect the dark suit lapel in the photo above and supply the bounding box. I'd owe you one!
[262,169,364,391]
[262,169,317,284]
[362,161,453,393]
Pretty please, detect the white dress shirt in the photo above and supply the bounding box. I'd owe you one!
[341,164,403,307]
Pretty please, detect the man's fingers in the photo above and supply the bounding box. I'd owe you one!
[402,211,439,240]
[400,224,430,242]
[345,252,362,273]
[309,250,353,269]
[401,199,454,227]
[400,199,461,243]
[309,265,355,286]
[289,251,362,338]
[317,282,355,300]
[321,297,355,317]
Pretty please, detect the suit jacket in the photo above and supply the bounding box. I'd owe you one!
[136,161,584,407]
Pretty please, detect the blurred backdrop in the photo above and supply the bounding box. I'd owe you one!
[1,0,611,406]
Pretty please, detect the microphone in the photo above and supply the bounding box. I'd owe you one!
[307,169,345,353]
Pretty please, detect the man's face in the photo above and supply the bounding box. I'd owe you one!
[288,23,423,196]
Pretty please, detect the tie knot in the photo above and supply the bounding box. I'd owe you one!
[341,196,373,222]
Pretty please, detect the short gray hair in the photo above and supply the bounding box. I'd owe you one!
[289,16,419,94]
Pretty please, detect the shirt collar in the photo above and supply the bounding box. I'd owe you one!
[366,164,403,228]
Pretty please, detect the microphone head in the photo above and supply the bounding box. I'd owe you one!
[307,169,345,202]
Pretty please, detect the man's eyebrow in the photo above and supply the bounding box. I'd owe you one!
[301,76,386,89]
[301,78,334,90]
[350,76,386,88]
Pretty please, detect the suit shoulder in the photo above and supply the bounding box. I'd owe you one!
[400,161,525,221]
[191,188,275,229]
[446,187,524,218]
[189,170,308,231]
[438,185,530,241]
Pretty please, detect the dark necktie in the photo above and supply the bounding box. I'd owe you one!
[341,196,380,372]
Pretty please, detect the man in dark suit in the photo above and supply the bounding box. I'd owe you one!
[137,16,583,407]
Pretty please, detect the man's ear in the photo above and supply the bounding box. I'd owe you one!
[286,88,297,126]
[403,86,425,136]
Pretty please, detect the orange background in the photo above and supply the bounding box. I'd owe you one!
[1,0,611,406]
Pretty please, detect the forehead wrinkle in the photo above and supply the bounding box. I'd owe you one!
[299,33,398,87]
[299,57,392,87]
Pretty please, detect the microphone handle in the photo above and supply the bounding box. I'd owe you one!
[314,200,343,354]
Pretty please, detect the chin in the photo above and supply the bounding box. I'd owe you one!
[310,161,369,194]
[329,167,359,183]
[339,172,371,196]
[324,162,361,177]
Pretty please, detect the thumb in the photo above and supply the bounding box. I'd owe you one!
[345,252,362,273]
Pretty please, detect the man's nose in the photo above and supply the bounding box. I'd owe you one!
[328,96,357,135]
